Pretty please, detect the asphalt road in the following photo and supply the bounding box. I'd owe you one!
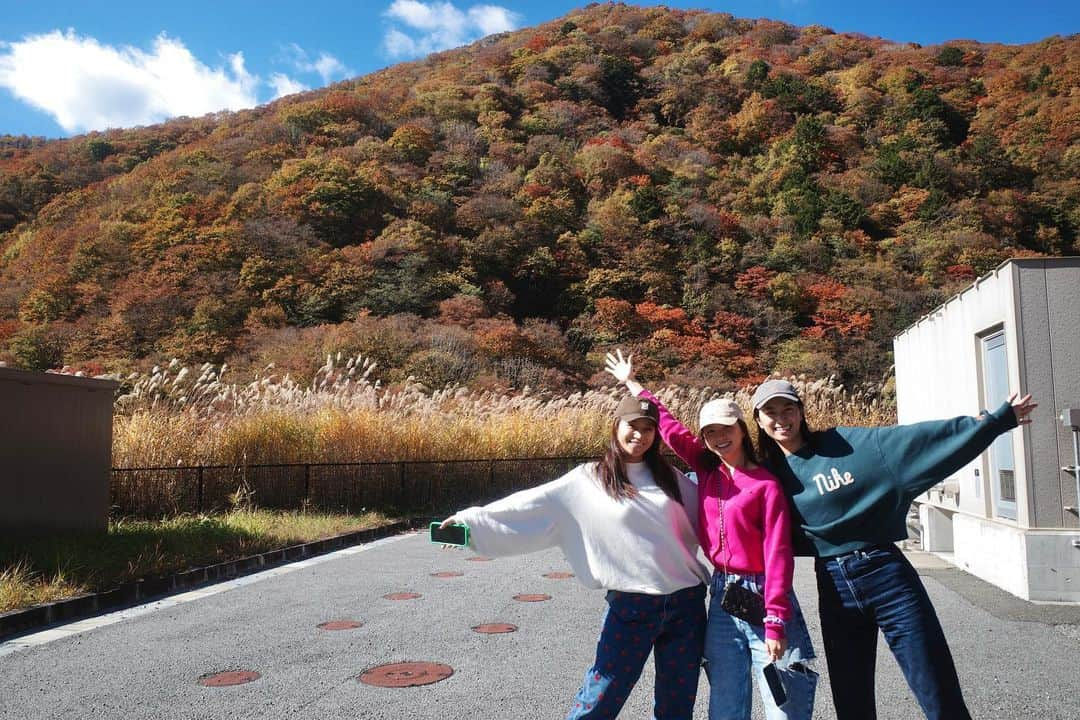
[1,530,1078,719]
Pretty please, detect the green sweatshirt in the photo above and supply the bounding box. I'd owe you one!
[771,401,1019,557]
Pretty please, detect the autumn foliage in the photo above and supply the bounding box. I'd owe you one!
[0,4,1076,392]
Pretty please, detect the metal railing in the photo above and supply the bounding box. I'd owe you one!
[110,456,595,518]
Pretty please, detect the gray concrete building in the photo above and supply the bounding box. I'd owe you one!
[893,257,1080,601]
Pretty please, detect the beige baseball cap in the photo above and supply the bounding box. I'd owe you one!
[698,398,743,429]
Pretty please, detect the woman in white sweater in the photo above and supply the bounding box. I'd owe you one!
[441,394,710,720]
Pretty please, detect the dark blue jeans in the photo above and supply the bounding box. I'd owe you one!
[566,583,707,720]
[815,544,971,720]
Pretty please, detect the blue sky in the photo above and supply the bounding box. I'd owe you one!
[1,1,1076,139]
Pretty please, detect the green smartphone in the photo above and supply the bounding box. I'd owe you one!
[429,521,470,547]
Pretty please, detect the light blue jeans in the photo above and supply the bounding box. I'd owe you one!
[703,571,818,720]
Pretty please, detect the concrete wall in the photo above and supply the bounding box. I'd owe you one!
[953,514,1080,602]
[0,367,117,532]
[893,261,1024,522]
[1015,259,1080,529]
[894,258,1080,601]
[953,513,1029,598]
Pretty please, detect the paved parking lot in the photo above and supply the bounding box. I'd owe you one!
[1,529,1078,719]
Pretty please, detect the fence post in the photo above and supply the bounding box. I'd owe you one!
[196,466,204,514]
[399,462,406,507]
[304,464,311,504]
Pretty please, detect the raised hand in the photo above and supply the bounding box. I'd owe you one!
[604,349,645,398]
[1008,393,1037,425]
[604,349,634,383]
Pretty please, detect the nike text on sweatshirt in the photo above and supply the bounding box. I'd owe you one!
[772,401,1019,558]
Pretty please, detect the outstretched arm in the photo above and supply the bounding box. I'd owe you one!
[882,393,1036,497]
[604,349,709,469]
[442,474,567,555]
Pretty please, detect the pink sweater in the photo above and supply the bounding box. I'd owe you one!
[642,390,794,639]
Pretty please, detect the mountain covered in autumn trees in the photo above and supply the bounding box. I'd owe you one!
[0,3,1077,391]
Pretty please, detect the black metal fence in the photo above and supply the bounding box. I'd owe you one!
[110,456,594,518]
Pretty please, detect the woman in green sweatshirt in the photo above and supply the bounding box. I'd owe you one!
[751,379,1036,720]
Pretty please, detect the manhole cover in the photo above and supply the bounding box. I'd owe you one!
[198,670,261,687]
[383,592,421,600]
[359,662,454,688]
[317,620,363,631]
[430,571,464,578]
[472,623,518,634]
[466,556,493,562]
[513,593,551,602]
[543,572,575,579]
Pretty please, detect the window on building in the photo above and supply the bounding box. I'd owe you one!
[981,330,1017,520]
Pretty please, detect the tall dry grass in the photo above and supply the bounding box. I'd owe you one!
[648,375,897,434]
[0,561,83,613]
[111,356,895,469]
[1,365,897,615]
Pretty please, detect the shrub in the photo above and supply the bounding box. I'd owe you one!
[8,324,64,370]
[404,348,477,389]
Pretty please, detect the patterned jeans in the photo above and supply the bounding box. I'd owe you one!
[566,583,707,720]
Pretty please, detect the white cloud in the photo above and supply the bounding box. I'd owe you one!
[387,0,465,32]
[269,73,309,99]
[382,1,521,59]
[0,30,260,134]
[311,53,348,83]
[382,29,421,58]
[0,30,260,133]
[284,44,352,83]
[468,5,520,36]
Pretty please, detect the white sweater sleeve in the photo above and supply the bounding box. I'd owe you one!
[676,469,700,531]
[451,463,708,594]
[453,472,570,556]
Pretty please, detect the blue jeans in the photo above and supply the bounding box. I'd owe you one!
[566,583,706,720]
[703,571,818,720]
[815,544,971,720]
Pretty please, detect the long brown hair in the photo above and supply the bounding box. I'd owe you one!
[596,419,682,503]
[697,419,759,471]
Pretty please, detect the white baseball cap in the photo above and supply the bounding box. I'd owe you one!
[699,398,744,429]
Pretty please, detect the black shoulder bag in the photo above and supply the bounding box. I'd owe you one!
[717,472,766,625]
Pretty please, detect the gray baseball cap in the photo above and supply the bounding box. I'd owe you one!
[750,379,801,409]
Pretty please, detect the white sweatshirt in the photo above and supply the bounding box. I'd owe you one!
[454,461,710,595]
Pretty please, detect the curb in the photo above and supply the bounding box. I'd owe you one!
[0,518,425,642]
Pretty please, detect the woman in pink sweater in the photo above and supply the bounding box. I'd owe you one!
[606,351,817,720]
